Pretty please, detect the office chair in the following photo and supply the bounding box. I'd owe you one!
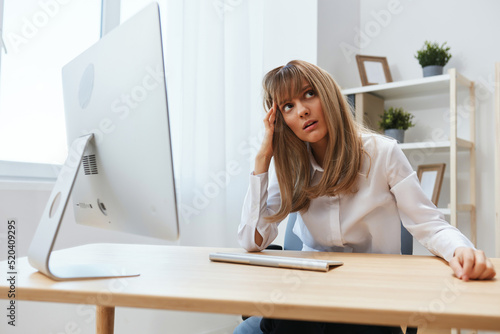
[234,213,417,334]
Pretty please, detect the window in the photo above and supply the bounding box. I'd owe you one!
[120,0,152,22]
[0,0,101,166]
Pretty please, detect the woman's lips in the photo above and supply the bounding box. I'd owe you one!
[304,121,318,132]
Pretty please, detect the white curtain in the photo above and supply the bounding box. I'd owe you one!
[163,0,266,247]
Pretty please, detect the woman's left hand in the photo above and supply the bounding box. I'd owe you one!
[449,247,496,281]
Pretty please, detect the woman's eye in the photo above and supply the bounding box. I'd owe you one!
[283,104,293,112]
[306,90,315,98]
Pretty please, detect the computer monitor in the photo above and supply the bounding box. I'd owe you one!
[28,3,179,281]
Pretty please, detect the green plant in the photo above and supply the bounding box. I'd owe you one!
[414,41,452,67]
[379,107,415,131]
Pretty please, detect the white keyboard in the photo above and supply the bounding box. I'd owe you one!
[209,252,343,272]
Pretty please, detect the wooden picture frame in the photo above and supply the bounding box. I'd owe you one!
[355,55,393,86]
[417,163,446,206]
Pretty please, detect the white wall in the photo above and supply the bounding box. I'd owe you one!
[317,0,360,88]
[262,0,317,70]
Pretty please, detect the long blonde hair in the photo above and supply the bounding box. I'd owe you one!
[263,60,370,223]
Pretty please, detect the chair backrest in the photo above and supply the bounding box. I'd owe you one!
[284,213,413,255]
[400,222,413,255]
[284,213,302,251]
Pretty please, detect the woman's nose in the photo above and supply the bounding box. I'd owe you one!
[297,102,309,117]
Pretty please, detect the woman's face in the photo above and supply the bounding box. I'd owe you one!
[278,82,328,146]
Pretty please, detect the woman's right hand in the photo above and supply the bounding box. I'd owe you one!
[254,101,277,175]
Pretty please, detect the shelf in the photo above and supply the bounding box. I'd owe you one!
[398,139,473,152]
[342,71,472,100]
[342,74,451,99]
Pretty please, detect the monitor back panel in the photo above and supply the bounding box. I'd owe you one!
[62,3,178,240]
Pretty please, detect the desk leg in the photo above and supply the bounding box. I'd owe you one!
[96,306,115,334]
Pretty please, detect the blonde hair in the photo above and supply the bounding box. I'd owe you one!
[263,60,370,223]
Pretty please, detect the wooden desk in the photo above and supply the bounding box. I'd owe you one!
[1,244,499,333]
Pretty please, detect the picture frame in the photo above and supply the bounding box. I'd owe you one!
[417,163,446,206]
[355,55,393,86]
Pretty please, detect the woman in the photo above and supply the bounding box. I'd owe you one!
[236,60,496,334]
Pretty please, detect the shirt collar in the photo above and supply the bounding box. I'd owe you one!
[307,142,324,173]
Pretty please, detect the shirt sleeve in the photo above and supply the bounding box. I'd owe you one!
[238,166,283,251]
[386,140,475,262]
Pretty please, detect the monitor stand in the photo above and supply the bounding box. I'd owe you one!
[28,134,140,281]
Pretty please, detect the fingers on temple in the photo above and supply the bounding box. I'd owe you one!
[270,105,276,125]
[264,102,277,128]
[263,109,272,127]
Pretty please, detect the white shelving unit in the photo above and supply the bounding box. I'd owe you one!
[343,69,477,245]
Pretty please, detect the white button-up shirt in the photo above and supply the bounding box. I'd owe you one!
[238,134,474,262]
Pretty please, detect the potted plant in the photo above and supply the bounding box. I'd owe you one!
[379,107,415,143]
[414,41,452,77]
